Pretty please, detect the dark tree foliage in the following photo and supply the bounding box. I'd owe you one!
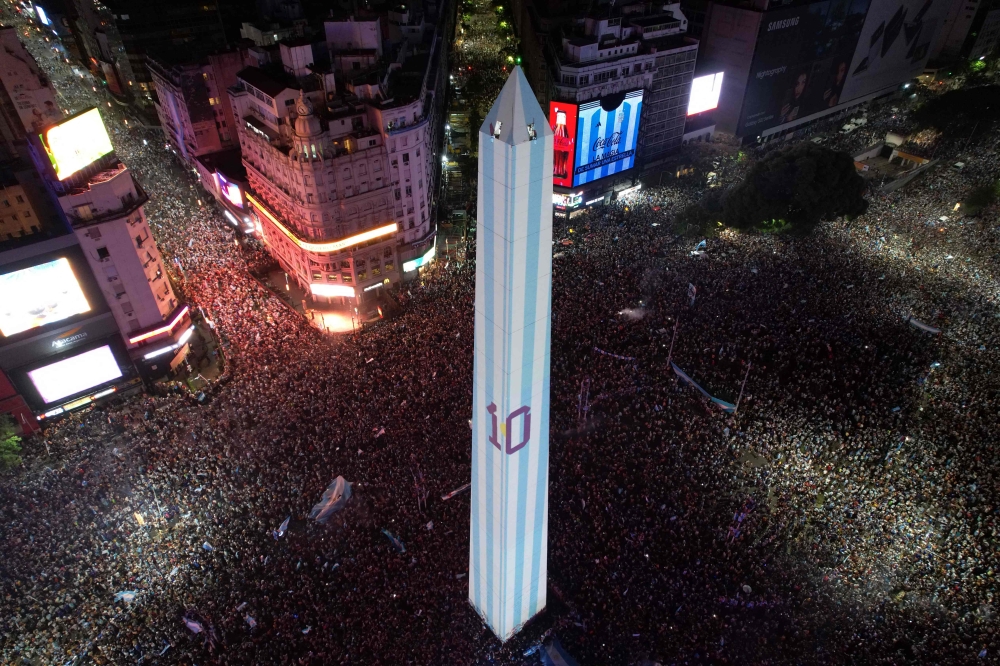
[964,182,998,216]
[721,142,868,232]
[912,85,1000,135]
[675,189,724,237]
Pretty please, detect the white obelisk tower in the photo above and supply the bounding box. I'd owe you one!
[469,67,553,640]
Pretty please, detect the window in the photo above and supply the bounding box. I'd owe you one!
[341,261,350,269]
[372,267,381,276]
[135,234,145,248]
[97,247,110,260]
[122,301,133,316]
[403,153,409,165]
[405,186,412,196]
[383,247,392,258]
[313,271,322,280]
[327,274,338,281]
[15,195,23,204]
[385,263,394,271]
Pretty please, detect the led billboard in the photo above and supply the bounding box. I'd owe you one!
[28,344,122,404]
[839,0,943,102]
[688,72,725,115]
[573,90,643,187]
[549,101,578,188]
[216,172,244,208]
[35,5,51,25]
[0,258,91,337]
[39,107,114,180]
[739,0,872,136]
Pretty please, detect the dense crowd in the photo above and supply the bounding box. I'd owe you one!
[2,6,1000,666]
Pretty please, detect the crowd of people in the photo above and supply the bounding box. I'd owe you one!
[2,6,1000,666]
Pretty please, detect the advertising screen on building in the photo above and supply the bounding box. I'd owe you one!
[0,258,91,337]
[28,344,122,404]
[839,0,944,103]
[216,172,244,208]
[35,5,51,25]
[573,90,643,187]
[39,107,114,180]
[549,101,578,188]
[688,72,725,115]
[739,0,872,136]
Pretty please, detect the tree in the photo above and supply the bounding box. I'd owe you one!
[0,415,21,471]
[912,85,1000,136]
[722,142,867,233]
[964,182,998,216]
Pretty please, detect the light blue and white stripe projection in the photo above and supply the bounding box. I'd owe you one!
[470,67,553,641]
[574,90,643,185]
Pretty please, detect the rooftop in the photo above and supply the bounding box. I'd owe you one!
[237,66,300,99]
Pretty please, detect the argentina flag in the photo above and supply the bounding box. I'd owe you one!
[574,90,643,186]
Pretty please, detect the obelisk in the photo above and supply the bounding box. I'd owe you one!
[469,67,553,641]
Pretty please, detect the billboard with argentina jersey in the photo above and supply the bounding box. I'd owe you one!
[572,89,643,187]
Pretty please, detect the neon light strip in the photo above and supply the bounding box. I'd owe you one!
[128,305,190,344]
[247,193,398,253]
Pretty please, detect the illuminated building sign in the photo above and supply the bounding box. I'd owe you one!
[0,257,91,337]
[552,192,583,209]
[548,101,578,188]
[402,245,436,272]
[28,345,123,404]
[247,193,398,253]
[216,172,244,208]
[310,283,356,298]
[39,108,114,180]
[35,5,51,25]
[688,72,725,115]
[127,305,190,344]
[573,90,643,186]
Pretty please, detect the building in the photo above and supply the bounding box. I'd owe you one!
[969,5,1000,59]
[240,20,309,47]
[930,0,983,64]
[148,50,250,163]
[546,2,698,197]
[0,26,63,143]
[70,0,230,105]
[33,110,193,379]
[229,14,447,309]
[699,0,948,142]
[469,66,553,643]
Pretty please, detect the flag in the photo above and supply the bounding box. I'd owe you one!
[381,528,406,553]
[245,615,257,629]
[202,542,214,551]
[114,590,137,603]
[309,476,352,524]
[688,283,697,306]
[907,316,941,334]
[134,512,145,526]
[695,239,707,250]
[278,515,290,537]
[374,426,385,438]
[672,363,736,412]
[184,618,204,634]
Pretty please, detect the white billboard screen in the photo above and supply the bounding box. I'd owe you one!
[0,258,91,337]
[688,72,724,115]
[28,345,122,404]
[40,108,114,180]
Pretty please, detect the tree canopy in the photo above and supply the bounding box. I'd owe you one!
[0,415,21,471]
[687,142,867,234]
[912,85,1000,136]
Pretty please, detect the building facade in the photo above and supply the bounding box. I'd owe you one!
[231,19,446,306]
[149,51,248,162]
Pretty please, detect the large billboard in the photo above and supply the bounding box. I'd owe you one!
[573,90,643,186]
[740,0,872,136]
[839,0,943,102]
[0,258,92,337]
[39,107,114,180]
[688,72,725,115]
[28,344,122,404]
[549,101,578,188]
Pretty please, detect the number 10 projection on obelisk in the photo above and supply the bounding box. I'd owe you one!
[469,66,553,641]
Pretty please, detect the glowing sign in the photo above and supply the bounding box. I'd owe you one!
[402,245,436,272]
[29,345,123,404]
[688,72,724,115]
[310,283,356,298]
[573,90,643,186]
[35,5,51,25]
[128,305,190,344]
[39,108,114,180]
[486,403,531,455]
[248,193,398,253]
[216,172,243,208]
[548,101,578,188]
[0,258,91,337]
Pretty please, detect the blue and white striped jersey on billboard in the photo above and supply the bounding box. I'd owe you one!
[470,67,553,641]
[573,89,644,186]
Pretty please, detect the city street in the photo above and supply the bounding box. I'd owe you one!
[3,2,1000,666]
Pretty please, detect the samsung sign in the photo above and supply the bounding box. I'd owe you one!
[767,17,799,31]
